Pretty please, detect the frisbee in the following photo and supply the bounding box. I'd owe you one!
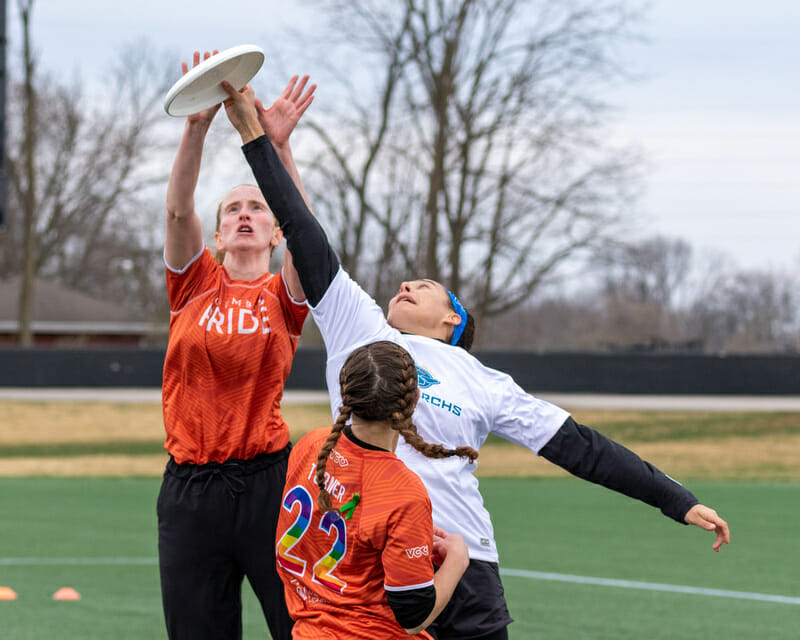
[164,44,265,117]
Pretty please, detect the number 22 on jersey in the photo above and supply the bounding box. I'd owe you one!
[276,485,348,594]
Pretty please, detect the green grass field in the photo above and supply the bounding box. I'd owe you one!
[1,477,797,639]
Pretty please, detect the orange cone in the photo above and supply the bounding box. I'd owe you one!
[53,587,81,601]
[0,586,18,600]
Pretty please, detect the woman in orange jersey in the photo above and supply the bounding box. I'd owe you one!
[158,51,315,640]
[276,340,475,638]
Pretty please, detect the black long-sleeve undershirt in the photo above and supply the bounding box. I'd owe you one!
[386,586,437,630]
[540,417,699,523]
[242,135,338,306]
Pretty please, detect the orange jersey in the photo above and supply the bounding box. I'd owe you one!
[162,248,308,464]
[276,428,435,639]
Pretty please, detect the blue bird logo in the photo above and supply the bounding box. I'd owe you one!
[416,366,440,389]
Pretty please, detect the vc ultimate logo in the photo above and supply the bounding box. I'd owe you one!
[405,545,429,559]
[416,366,440,389]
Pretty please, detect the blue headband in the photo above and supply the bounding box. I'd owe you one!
[446,290,468,346]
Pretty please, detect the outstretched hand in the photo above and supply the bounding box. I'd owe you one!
[255,75,316,149]
[684,504,730,552]
[220,82,263,143]
[183,50,221,124]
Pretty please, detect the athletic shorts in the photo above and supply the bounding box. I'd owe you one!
[426,559,513,640]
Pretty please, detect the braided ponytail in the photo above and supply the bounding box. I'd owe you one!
[314,341,478,515]
[394,424,479,463]
[392,345,479,463]
[315,406,350,513]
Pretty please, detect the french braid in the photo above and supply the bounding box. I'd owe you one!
[315,341,478,513]
[315,406,350,512]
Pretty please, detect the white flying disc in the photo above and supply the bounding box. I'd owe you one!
[164,44,265,117]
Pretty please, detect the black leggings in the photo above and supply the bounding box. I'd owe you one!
[157,448,293,640]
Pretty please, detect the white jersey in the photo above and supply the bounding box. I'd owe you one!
[311,269,570,562]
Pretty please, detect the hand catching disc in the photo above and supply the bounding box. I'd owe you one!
[164,45,265,117]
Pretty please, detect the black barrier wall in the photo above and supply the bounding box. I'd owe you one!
[477,351,800,395]
[0,348,327,390]
[0,348,799,394]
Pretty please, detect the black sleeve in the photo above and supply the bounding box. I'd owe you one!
[539,417,699,523]
[241,135,339,306]
[386,584,437,630]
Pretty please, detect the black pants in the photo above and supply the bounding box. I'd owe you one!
[426,559,512,640]
[157,447,293,640]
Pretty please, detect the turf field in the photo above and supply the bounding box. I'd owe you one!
[0,476,797,639]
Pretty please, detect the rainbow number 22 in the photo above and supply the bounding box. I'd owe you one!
[276,485,347,594]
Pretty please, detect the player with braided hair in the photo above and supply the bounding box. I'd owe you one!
[276,341,474,638]
[223,82,730,640]
[315,342,478,513]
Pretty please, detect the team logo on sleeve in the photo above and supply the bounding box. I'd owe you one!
[416,367,440,389]
[405,545,429,559]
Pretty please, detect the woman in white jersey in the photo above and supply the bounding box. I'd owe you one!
[221,82,730,640]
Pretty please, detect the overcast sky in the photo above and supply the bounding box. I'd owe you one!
[7,0,800,273]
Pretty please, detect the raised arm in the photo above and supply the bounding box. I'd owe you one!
[221,80,338,306]
[165,51,220,270]
[256,77,314,300]
[221,78,316,301]
[254,76,315,212]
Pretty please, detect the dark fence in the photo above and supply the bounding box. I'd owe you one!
[0,347,798,394]
[478,351,800,395]
[0,347,326,390]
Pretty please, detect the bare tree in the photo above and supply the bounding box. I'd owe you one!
[593,236,693,308]
[15,0,36,345]
[301,0,644,331]
[689,269,799,353]
[298,2,419,302]
[0,0,7,229]
[2,14,177,328]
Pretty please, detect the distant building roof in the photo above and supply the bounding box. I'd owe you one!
[0,276,160,335]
